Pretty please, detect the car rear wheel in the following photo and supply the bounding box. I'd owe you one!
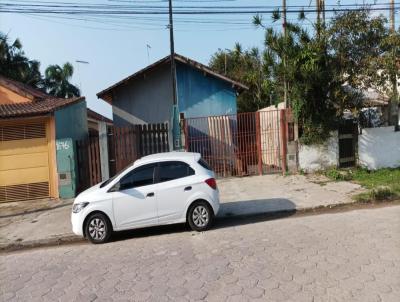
[85,213,112,244]
[188,201,213,232]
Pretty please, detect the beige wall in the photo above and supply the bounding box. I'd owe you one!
[0,117,59,199]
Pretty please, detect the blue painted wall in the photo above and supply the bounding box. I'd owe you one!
[109,61,238,149]
[55,100,88,142]
[176,62,237,118]
[173,62,238,148]
[55,100,88,198]
[112,64,173,127]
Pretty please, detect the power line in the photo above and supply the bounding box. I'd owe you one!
[1,7,399,15]
[3,0,398,32]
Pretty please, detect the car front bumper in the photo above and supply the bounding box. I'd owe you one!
[71,212,85,237]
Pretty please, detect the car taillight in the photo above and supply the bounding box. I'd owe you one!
[205,178,217,190]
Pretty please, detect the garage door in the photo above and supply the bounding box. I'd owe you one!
[0,122,50,202]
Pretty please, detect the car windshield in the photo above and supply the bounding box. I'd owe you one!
[99,164,133,188]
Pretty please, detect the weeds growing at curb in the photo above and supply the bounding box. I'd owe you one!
[323,167,400,203]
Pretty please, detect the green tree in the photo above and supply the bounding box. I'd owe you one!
[328,10,399,126]
[209,43,277,112]
[0,31,80,99]
[44,62,80,98]
[254,13,348,144]
[211,8,398,143]
[0,32,42,86]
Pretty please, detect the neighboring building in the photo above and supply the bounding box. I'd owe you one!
[97,53,247,148]
[0,76,88,202]
[87,108,113,137]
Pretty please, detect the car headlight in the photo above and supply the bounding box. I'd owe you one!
[72,202,89,213]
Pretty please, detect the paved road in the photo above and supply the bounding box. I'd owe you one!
[1,206,399,302]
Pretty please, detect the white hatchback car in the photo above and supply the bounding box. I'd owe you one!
[71,152,220,243]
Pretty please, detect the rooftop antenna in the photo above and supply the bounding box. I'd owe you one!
[146,44,151,64]
[75,60,89,92]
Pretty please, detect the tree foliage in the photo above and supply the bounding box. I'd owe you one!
[0,32,80,98]
[44,63,80,98]
[209,8,399,144]
[0,32,42,87]
[209,43,277,112]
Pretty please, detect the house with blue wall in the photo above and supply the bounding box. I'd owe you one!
[97,53,247,149]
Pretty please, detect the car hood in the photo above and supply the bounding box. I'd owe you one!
[74,183,102,202]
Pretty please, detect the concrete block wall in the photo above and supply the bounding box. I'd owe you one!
[358,126,400,170]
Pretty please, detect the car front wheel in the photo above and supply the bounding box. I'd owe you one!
[188,201,214,232]
[85,213,112,244]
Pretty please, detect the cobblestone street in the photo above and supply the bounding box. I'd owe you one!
[1,206,399,302]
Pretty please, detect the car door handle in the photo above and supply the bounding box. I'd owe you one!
[184,186,192,191]
[146,192,155,197]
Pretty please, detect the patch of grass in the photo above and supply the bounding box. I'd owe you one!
[326,167,400,202]
[351,168,400,190]
[324,167,353,181]
[370,186,394,200]
[354,186,395,203]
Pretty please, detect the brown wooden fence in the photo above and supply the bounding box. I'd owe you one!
[76,137,102,191]
[76,123,169,192]
[108,123,169,175]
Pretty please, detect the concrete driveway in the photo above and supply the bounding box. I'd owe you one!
[218,174,364,216]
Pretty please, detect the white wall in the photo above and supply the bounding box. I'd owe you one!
[358,126,400,170]
[298,131,339,172]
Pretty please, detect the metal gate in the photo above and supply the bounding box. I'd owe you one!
[338,119,358,168]
[184,110,288,177]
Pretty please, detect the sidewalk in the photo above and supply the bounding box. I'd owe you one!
[0,174,364,250]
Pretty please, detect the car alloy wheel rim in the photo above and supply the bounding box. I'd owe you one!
[88,218,106,240]
[192,205,209,227]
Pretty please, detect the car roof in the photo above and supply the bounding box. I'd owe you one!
[134,151,201,166]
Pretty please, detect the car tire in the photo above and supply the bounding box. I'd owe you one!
[85,213,112,244]
[187,201,214,232]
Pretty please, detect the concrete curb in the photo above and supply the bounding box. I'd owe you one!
[0,235,84,253]
[1,199,399,253]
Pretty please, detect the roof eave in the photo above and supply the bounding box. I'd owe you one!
[96,53,248,101]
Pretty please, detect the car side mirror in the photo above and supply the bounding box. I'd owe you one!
[108,182,120,193]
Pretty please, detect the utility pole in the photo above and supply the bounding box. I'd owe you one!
[391,0,395,32]
[283,0,288,107]
[168,0,177,106]
[389,0,399,128]
[316,0,325,36]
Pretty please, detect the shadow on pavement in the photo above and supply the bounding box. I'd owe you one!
[110,198,296,244]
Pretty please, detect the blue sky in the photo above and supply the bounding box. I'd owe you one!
[0,0,397,118]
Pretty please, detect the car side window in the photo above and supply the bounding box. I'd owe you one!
[119,164,156,190]
[157,161,195,183]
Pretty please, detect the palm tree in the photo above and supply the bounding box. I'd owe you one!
[44,62,80,98]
